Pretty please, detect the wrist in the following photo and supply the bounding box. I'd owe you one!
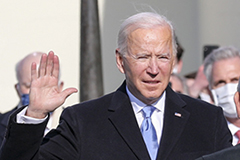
[26,107,48,119]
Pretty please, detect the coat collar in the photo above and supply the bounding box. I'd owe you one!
[108,81,189,160]
[157,86,190,160]
[108,81,150,159]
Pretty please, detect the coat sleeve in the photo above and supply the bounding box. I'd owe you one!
[0,106,48,160]
[0,106,80,160]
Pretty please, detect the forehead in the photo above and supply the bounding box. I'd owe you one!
[127,26,172,52]
[129,26,172,43]
[212,57,240,80]
[18,67,31,83]
[18,56,40,82]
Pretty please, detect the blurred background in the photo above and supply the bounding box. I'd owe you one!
[1,0,240,112]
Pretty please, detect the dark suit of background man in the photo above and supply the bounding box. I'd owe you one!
[196,78,240,160]
[0,12,232,160]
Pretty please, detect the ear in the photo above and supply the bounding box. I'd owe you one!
[171,56,176,74]
[14,83,21,98]
[177,59,183,73]
[58,81,64,92]
[234,91,240,118]
[115,49,125,74]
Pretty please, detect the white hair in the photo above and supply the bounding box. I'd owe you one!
[117,12,177,56]
[203,46,240,87]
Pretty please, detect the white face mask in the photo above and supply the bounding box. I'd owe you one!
[199,92,211,103]
[172,65,178,74]
[211,83,238,118]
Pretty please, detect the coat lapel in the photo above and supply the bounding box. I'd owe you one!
[157,86,190,160]
[108,83,191,160]
[108,82,151,160]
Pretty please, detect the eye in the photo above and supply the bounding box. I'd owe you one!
[231,78,239,83]
[23,83,31,89]
[137,55,149,59]
[26,85,31,89]
[157,53,171,61]
[214,80,226,88]
[133,53,151,61]
[158,55,168,59]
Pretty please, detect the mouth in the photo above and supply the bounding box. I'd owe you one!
[143,80,160,84]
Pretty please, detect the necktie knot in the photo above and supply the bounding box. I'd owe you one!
[142,106,155,118]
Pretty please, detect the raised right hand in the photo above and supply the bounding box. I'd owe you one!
[26,51,78,119]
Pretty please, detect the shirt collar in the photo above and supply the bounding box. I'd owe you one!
[227,120,240,135]
[17,102,23,109]
[126,86,166,114]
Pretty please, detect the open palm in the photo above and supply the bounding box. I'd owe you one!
[26,51,78,119]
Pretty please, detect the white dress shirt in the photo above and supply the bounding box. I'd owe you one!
[17,107,52,136]
[126,87,165,145]
[227,121,240,146]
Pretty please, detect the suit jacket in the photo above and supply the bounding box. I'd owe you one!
[0,82,232,160]
[196,144,240,160]
[0,106,63,145]
[0,107,17,146]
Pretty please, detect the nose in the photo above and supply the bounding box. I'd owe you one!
[146,57,159,76]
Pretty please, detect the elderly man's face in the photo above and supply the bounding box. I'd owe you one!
[15,54,42,98]
[116,26,175,104]
[211,57,240,89]
[16,60,33,96]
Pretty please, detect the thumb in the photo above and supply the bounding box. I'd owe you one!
[60,87,78,101]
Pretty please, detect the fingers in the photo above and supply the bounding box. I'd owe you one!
[52,55,60,79]
[39,53,47,77]
[38,51,59,78]
[31,62,37,81]
[46,51,54,76]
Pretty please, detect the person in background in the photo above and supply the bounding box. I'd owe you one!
[0,12,232,160]
[172,36,184,74]
[196,78,240,160]
[184,46,219,104]
[203,46,240,145]
[170,37,188,95]
[0,52,64,145]
[169,73,187,94]
[186,64,214,104]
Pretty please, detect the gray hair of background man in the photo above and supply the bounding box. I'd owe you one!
[204,46,240,88]
[117,12,177,56]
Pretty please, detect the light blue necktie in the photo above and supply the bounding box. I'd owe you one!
[141,106,159,160]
